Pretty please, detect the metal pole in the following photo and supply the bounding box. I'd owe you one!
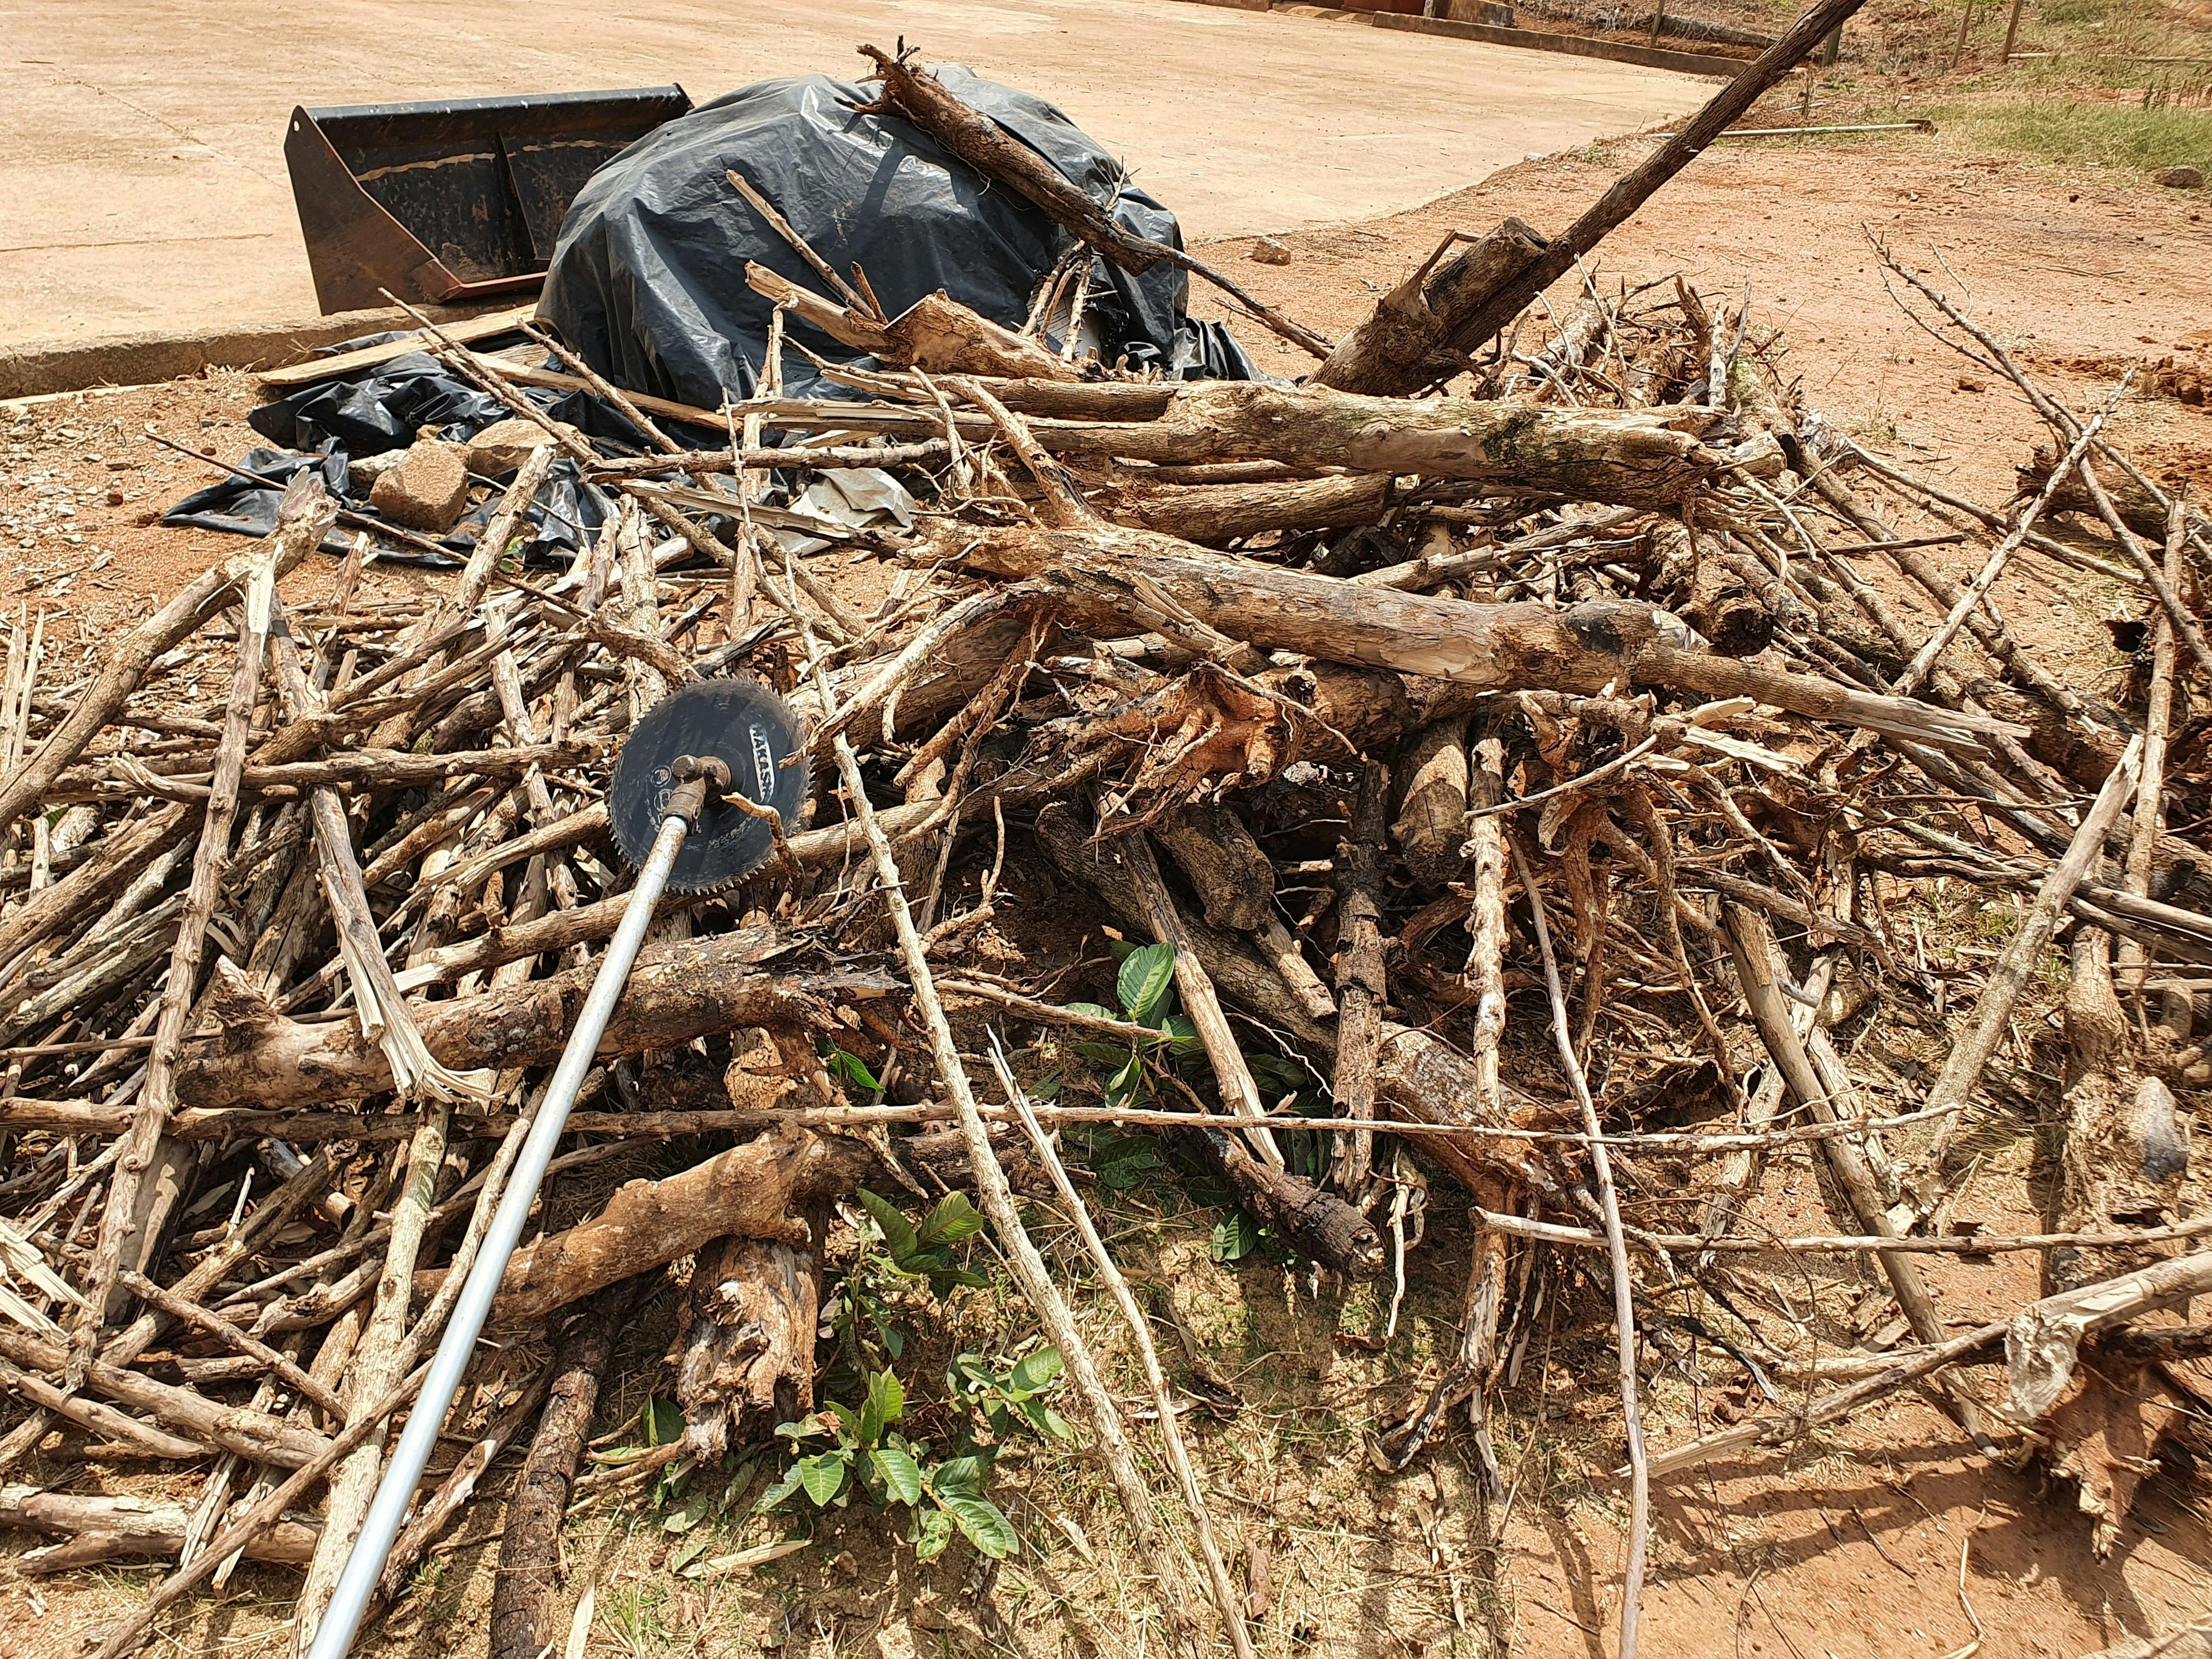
[302,797,698,1659]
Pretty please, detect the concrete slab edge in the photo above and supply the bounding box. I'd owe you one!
[1263,2,1745,77]
[0,302,519,404]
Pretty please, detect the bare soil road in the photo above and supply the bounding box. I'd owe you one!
[0,0,1714,353]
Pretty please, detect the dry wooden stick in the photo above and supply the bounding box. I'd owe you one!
[1919,734,2143,1184]
[78,489,319,1346]
[1512,838,1647,1659]
[116,1270,343,1419]
[270,616,490,1105]
[1722,904,1987,1442]
[2120,495,2184,989]
[0,492,321,834]
[793,618,1211,1637]
[993,1036,1259,1659]
[296,1099,452,1645]
[1892,377,2126,695]
[854,47,1334,359]
[1330,760,1390,1193]
[0,1330,331,1467]
[1122,822,1281,1167]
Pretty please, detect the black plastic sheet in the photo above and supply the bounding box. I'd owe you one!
[167,66,1252,562]
[541,67,1254,408]
[165,351,654,565]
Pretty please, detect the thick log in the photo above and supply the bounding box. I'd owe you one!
[963,524,2013,752]
[1154,803,1274,933]
[1104,474,1392,544]
[1173,1126,1384,1280]
[1393,717,1471,884]
[1315,219,1549,396]
[175,934,895,1112]
[745,263,1078,382]
[422,1127,868,1328]
[489,1285,630,1659]
[1029,382,1722,506]
[0,1485,320,1569]
[675,1222,823,1461]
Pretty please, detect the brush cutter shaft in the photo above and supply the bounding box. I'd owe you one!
[304,796,697,1659]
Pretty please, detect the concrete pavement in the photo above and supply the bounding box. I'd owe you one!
[0,0,1712,353]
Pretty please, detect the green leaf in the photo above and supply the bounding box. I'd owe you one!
[1211,1210,1263,1263]
[1062,1001,1121,1025]
[641,1397,684,1449]
[669,1529,717,1571]
[817,1040,882,1092]
[825,1400,861,1447]
[1245,1051,1309,1093]
[943,1495,1019,1559]
[914,1506,955,1562]
[1095,1135,1162,1191]
[1009,1347,1063,1396]
[661,1487,715,1533]
[796,1451,850,1508]
[856,1189,919,1264]
[1118,943,1177,1024]
[860,1370,904,1445]
[1028,1070,1063,1102]
[1105,1052,1145,1108]
[1161,1013,1202,1054]
[755,1463,805,1513]
[928,1455,987,1499]
[916,1191,986,1248]
[870,1442,924,1506]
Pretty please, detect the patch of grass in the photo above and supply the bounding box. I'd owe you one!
[1940,97,2212,172]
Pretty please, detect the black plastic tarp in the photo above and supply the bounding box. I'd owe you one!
[541,66,1253,408]
[164,349,657,563]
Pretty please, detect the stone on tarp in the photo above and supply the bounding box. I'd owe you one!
[466,416,579,476]
[368,438,472,533]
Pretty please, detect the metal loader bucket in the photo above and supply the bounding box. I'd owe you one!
[285,85,691,314]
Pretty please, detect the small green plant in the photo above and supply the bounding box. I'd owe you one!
[825,1188,988,1364]
[1065,940,1201,1109]
[946,1346,1075,1443]
[816,1037,882,1093]
[757,1363,1046,1561]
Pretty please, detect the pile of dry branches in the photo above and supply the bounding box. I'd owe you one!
[1,25,2208,1659]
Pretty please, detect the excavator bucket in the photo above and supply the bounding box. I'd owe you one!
[284,86,691,314]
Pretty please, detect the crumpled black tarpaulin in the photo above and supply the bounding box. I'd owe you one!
[541,66,1255,409]
[166,65,1252,560]
[163,351,661,564]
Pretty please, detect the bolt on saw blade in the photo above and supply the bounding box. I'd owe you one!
[607,679,810,893]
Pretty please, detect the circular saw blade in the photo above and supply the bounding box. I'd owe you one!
[608,679,811,893]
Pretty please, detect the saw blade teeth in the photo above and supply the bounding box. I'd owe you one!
[604,677,813,895]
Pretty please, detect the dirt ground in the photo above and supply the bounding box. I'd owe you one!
[2,122,2210,1659]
